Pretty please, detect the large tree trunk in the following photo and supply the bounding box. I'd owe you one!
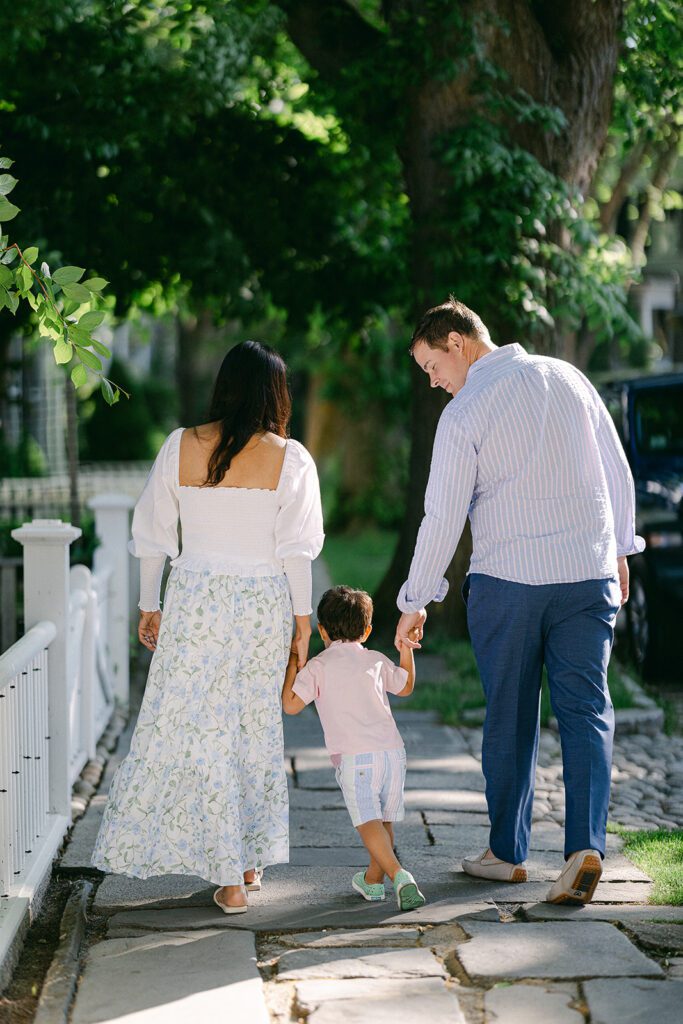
[279,0,624,636]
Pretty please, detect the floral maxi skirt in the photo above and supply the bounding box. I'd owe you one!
[92,567,291,886]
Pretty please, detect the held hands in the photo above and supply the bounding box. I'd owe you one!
[138,610,161,651]
[291,615,312,669]
[397,625,422,651]
[394,609,427,652]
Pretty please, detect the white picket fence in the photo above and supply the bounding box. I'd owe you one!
[0,495,134,987]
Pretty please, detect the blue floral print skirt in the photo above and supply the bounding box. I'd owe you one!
[92,567,291,885]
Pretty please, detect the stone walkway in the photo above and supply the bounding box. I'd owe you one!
[50,697,683,1024]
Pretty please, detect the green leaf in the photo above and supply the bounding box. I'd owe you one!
[74,345,102,371]
[18,264,32,294]
[78,310,105,331]
[26,290,40,312]
[0,196,20,222]
[90,337,111,357]
[100,378,114,405]
[61,281,91,303]
[71,363,88,388]
[0,174,17,196]
[52,265,85,287]
[0,158,14,170]
[6,290,19,314]
[23,246,38,266]
[0,265,12,287]
[1,248,17,265]
[53,338,72,364]
[84,277,108,292]
[67,325,93,346]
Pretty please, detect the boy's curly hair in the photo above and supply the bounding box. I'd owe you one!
[317,586,373,642]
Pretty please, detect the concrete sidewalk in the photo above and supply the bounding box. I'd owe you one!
[50,697,683,1024]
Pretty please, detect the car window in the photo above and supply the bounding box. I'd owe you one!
[632,385,683,456]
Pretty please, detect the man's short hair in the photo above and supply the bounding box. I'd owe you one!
[317,586,373,642]
[409,295,490,353]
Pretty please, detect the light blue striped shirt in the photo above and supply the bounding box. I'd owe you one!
[397,344,645,613]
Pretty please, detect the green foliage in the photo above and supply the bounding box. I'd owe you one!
[0,430,46,477]
[80,358,159,461]
[322,528,399,596]
[0,148,121,404]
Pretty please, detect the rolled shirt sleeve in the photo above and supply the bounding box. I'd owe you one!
[129,428,182,611]
[275,441,325,616]
[575,373,646,559]
[595,399,646,558]
[397,411,478,613]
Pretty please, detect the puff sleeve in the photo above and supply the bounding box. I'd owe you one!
[129,428,182,611]
[275,440,325,616]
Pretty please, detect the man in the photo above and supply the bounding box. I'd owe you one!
[394,296,643,904]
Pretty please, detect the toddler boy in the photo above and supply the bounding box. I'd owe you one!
[282,586,425,911]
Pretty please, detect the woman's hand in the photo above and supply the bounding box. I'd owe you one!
[291,615,312,669]
[139,610,161,651]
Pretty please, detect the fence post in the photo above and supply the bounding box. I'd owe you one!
[88,494,134,707]
[10,519,81,820]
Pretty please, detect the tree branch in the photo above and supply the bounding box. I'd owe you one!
[529,0,623,60]
[274,0,386,83]
[631,128,681,267]
[598,131,652,233]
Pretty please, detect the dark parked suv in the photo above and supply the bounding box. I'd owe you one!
[599,373,683,677]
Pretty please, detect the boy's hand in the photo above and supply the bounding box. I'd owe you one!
[398,626,421,651]
[394,609,426,652]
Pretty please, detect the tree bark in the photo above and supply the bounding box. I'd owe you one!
[277,0,625,636]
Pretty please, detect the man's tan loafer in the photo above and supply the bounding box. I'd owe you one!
[462,849,528,883]
[546,849,602,905]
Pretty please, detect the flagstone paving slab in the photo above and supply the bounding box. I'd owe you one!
[422,810,492,826]
[289,848,369,866]
[455,921,664,981]
[71,929,269,1024]
[104,898,495,936]
[293,978,466,1024]
[276,946,446,981]
[621,922,683,953]
[524,903,683,923]
[272,927,422,948]
[484,983,583,1023]
[403,789,489,811]
[583,978,683,1024]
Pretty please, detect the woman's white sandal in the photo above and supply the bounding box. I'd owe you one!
[245,868,263,892]
[213,887,248,914]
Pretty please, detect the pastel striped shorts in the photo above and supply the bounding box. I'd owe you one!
[334,749,407,827]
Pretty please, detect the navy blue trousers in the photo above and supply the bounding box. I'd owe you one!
[464,573,621,863]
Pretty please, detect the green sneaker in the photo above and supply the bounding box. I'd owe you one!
[393,869,426,911]
[352,871,386,902]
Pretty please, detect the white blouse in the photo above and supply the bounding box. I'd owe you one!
[129,427,325,615]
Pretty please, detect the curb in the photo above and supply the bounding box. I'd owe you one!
[33,880,93,1024]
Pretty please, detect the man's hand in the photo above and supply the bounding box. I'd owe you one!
[139,610,161,651]
[394,609,427,652]
[617,556,629,606]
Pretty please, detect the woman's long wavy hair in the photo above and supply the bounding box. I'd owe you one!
[203,341,291,486]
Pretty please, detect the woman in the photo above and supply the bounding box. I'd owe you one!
[92,341,324,912]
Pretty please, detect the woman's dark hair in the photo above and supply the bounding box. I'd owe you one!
[204,341,291,485]
[317,586,373,642]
